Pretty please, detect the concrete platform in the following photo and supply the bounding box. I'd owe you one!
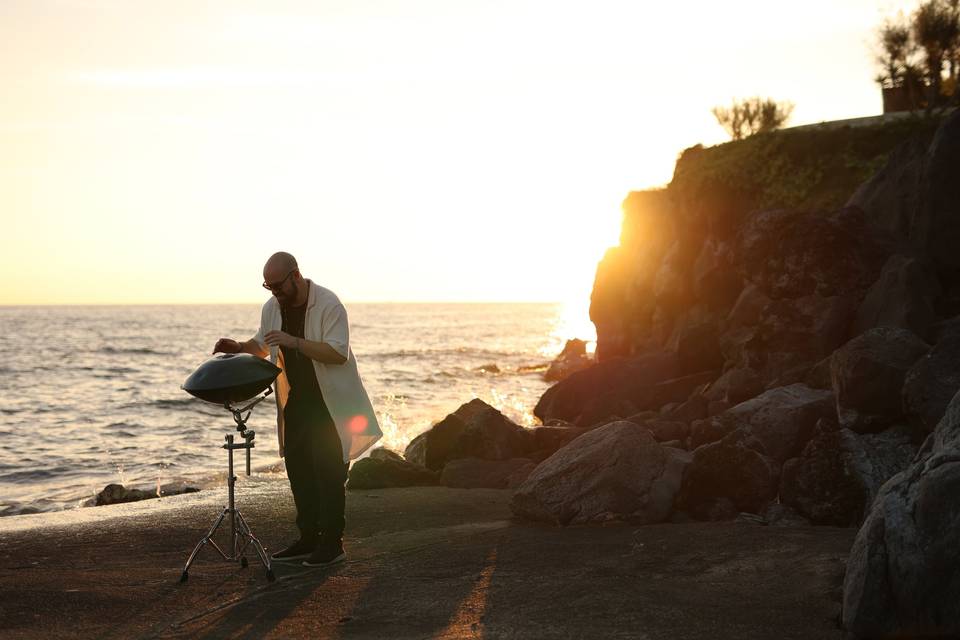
[0,481,855,639]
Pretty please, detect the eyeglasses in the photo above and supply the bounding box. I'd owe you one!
[262,269,296,292]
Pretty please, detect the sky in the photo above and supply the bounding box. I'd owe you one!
[0,0,917,306]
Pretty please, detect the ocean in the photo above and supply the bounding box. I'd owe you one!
[0,302,594,517]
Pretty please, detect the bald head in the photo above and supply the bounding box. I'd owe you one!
[264,252,298,278]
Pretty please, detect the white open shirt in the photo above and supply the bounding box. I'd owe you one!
[254,280,382,462]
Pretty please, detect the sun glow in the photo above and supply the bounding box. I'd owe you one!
[0,0,896,305]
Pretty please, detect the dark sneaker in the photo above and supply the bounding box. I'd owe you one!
[270,537,318,562]
[302,541,346,568]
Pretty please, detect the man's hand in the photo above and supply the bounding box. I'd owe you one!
[264,330,297,349]
[213,338,241,354]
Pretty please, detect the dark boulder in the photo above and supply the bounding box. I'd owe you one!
[528,425,588,462]
[707,384,834,464]
[369,447,405,463]
[533,352,679,425]
[847,132,928,241]
[676,429,779,518]
[914,109,960,276]
[902,325,960,437]
[347,457,439,490]
[853,254,940,341]
[720,294,859,384]
[735,206,892,300]
[705,368,763,405]
[510,421,691,525]
[439,457,536,489]
[830,327,930,433]
[663,392,709,423]
[404,398,532,471]
[780,426,916,526]
[842,386,960,637]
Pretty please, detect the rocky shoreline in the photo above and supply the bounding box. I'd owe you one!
[349,110,960,639]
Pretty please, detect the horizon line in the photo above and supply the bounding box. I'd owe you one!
[0,300,573,307]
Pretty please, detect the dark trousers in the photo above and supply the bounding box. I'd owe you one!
[283,396,348,542]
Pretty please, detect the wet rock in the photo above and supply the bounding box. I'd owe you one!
[511,421,691,525]
[544,339,593,382]
[902,326,960,437]
[842,384,960,637]
[404,399,533,471]
[347,457,439,490]
[440,457,536,489]
[676,429,779,518]
[780,426,916,526]
[95,483,199,506]
[831,327,930,433]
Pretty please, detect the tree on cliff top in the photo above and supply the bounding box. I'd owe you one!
[873,0,960,109]
[711,97,795,141]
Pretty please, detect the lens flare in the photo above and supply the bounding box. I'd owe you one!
[348,414,369,434]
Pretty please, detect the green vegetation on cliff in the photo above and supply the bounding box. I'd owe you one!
[668,115,946,213]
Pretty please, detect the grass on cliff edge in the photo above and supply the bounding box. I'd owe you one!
[668,114,948,213]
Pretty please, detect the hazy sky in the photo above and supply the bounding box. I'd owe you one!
[1,0,915,305]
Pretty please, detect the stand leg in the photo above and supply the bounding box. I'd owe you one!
[179,507,229,583]
[236,510,275,581]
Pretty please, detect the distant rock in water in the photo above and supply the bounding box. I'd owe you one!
[95,482,199,506]
[475,363,500,374]
[544,339,593,382]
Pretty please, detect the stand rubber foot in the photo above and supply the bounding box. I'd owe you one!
[179,571,189,583]
[266,570,276,582]
[241,556,249,568]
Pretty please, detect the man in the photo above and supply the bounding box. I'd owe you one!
[213,252,382,567]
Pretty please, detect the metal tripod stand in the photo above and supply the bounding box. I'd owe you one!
[179,391,275,583]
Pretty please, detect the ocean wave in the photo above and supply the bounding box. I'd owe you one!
[101,346,171,356]
[0,466,74,483]
[366,347,519,359]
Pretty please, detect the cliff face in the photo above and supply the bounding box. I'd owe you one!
[589,114,953,378]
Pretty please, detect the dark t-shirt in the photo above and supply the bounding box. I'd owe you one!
[280,303,326,410]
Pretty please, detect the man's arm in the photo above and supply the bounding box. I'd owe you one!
[262,332,347,365]
[213,337,268,358]
[297,338,347,365]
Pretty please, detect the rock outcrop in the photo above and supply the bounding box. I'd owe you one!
[830,327,930,433]
[404,398,532,471]
[842,390,960,637]
[780,426,916,526]
[510,421,690,525]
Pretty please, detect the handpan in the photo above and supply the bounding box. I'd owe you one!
[182,353,281,404]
